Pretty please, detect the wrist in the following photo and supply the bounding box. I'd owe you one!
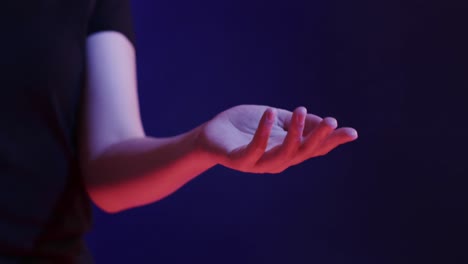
[190,122,220,168]
[191,122,224,167]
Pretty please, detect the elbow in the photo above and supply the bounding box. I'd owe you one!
[81,156,129,214]
[81,162,147,214]
[85,184,128,214]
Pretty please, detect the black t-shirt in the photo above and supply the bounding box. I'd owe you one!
[0,0,134,262]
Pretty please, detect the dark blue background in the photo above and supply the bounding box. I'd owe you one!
[86,1,467,263]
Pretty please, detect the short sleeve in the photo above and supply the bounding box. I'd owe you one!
[87,0,136,45]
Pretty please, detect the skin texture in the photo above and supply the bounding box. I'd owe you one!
[199,105,357,174]
[81,32,358,213]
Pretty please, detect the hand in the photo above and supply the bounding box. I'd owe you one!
[198,105,358,174]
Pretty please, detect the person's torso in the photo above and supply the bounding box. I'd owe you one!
[0,1,95,261]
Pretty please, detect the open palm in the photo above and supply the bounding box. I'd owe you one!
[198,105,358,174]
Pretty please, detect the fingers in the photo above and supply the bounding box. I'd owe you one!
[314,127,358,156]
[299,117,337,154]
[302,113,324,136]
[255,106,306,169]
[277,109,322,135]
[281,106,306,156]
[229,105,358,174]
[241,108,275,164]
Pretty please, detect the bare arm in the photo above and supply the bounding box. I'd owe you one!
[82,128,216,214]
[80,32,358,214]
[80,32,217,213]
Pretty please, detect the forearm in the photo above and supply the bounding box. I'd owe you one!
[81,124,217,213]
